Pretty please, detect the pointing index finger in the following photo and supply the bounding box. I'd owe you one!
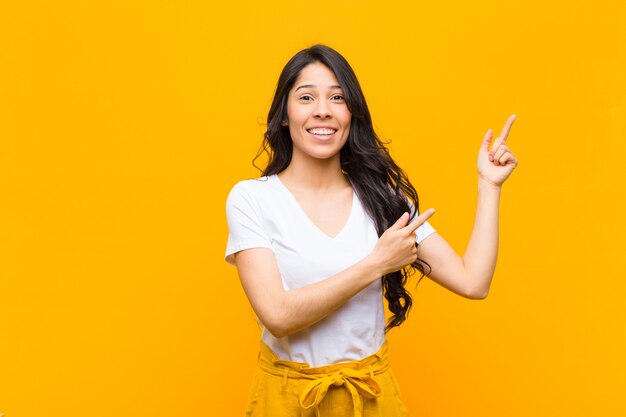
[499,114,516,143]
[406,208,435,233]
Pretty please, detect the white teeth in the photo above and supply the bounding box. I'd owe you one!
[308,128,336,135]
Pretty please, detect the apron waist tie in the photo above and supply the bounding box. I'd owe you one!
[298,367,383,417]
[258,341,390,417]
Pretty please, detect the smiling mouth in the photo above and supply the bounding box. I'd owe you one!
[306,128,337,138]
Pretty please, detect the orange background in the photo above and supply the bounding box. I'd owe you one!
[1,1,625,416]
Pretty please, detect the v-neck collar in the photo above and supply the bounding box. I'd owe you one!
[272,174,356,241]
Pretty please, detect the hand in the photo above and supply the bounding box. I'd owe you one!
[368,209,436,276]
[477,114,519,187]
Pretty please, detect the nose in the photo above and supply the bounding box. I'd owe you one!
[314,100,332,119]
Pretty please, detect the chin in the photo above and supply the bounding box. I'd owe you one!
[291,143,335,157]
[307,151,340,160]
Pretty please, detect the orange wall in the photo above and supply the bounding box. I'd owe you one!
[1,1,624,416]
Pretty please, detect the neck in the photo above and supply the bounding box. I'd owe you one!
[277,154,349,193]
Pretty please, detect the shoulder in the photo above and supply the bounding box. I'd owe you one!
[226,175,275,206]
[228,175,273,195]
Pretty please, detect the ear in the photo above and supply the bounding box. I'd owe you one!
[281,120,288,126]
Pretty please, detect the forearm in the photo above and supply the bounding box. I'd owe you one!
[462,179,502,298]
[271,256,382,337]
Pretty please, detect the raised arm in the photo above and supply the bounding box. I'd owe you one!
[414,115,519,299]
[234,209,435,338]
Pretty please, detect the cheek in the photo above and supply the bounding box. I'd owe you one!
[286,107,307,126]
[285,99,299,120]
[342,111,352,127]
[343,116,352,132]
[288,125,299,140]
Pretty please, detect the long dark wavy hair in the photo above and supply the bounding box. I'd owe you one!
[252,44,432,331]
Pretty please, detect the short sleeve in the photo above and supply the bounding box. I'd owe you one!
[224,183,273,266]
[407,199,437,244]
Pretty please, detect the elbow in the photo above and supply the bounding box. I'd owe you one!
[256,294,300,338]
[466,286,489,300]
[265,323,288,339]
[474,290,489,300]
[261,311,292,339]
[462,272,491,300]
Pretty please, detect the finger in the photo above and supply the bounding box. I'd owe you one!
[492,145,509,165]
[481,129,493,151]
[489,136,504,160]
[499,114,516,144]
[406,208,435,233]
[499,151,516,166]
[389,212,410,231]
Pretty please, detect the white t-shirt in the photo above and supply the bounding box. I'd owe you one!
[224,174,436,367]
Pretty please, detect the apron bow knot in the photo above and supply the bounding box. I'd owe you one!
[299,367,382,417]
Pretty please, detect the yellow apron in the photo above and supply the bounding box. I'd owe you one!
[245,340,411,417]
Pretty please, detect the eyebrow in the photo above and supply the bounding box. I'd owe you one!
[295,84,342,91]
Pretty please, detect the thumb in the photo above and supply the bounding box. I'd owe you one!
[481,129,494,152]
[389,212,410,231]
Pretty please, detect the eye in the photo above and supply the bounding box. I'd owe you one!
[299,95,313,101]
[332,95,345,100]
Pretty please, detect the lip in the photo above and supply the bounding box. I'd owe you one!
[308,131,335,141]
[307,125,338,130]
[306,126,338,141]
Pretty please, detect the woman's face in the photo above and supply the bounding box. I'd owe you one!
[284,62,352,162]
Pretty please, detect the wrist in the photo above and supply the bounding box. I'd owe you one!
[478,178,502,193]
[360,255,385,282]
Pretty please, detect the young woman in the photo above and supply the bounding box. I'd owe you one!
[224,44,518,417]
